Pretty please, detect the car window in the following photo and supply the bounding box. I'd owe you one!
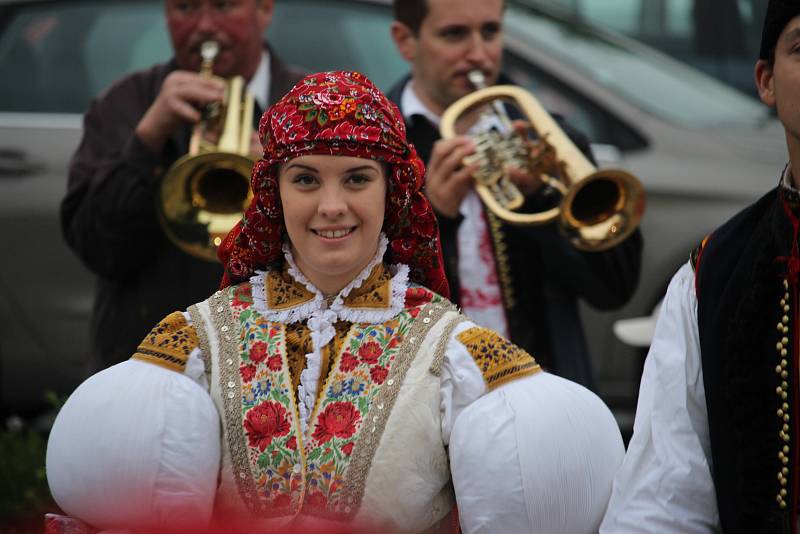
[504,50,647,152]
[516,0,768,96]
[0,0,406,114]
[504,3,769,129]
[270,0,408,92]
[0,1,169,113]
[527,0,764,50]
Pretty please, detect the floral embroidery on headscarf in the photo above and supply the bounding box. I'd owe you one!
[218,71,448,297]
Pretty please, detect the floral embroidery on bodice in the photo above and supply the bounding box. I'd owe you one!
[206,240,450,520]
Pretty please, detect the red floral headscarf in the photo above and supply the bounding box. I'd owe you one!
[218,71,449,297]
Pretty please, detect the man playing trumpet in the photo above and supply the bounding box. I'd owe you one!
[387,0,643,389]
[61,0,304,372]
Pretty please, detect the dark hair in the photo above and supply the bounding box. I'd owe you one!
[393,0,429,35]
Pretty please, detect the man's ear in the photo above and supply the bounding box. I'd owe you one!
[755,59,776,108]
[391,21,417,62]
[256,0,274,32]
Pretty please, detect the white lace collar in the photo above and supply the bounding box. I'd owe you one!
[250,233,409,324]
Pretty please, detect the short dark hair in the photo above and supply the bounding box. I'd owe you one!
[393,0,429,35]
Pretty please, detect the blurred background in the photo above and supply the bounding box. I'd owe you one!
[0,0,786,528]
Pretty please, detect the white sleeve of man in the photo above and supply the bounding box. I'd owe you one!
[600,262,720,533]
[440,321,624,533]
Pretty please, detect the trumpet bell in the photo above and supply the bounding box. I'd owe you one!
[559,169,646,252]
[158,151,254,262]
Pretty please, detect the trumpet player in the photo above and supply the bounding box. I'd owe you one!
[61,0,304,372]
[388,0,643,389]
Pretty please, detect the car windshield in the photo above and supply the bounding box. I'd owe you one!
[0,0,406,114]
[0,1,170,113]
[504,3,769,129]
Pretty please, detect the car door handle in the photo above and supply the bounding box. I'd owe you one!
[0,147,42,176]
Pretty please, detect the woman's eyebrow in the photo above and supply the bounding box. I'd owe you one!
[285,163,318,172]
[345,165,380,173]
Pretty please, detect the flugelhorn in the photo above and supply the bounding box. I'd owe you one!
[157,41,256,262]
[440,70,645,252]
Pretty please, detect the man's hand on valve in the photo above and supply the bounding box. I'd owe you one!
[425,136,480,219]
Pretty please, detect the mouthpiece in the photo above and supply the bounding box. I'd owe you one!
[201,41,219,63]
[467,70,487,89]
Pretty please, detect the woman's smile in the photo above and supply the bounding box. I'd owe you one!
[311,226,357,240]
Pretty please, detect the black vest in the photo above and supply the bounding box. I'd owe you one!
[696,186,799,533]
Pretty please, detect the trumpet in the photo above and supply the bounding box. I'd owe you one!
[157,41,256,262]
[440,70,645,252]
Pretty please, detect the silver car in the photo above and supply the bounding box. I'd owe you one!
[0,0,785,430]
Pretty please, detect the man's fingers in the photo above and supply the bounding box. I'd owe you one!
[505,165,543,195]
[175,82,225,108]
[429,137,473,165]
[450,162,480,190]
[171,99,203,124]
[429,139,475,181]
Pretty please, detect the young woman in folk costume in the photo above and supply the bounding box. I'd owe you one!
[46,71,623,533]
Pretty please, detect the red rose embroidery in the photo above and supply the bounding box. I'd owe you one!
[286,435,297,451]
[267,354,282,372]
[249,341,268,364]
[244,401,291,451]
[339,351,359,372]
[342,442,354,456]
[370,365,389,385]
[240,364,257,383]
[358,341,382,365]
[311,402,361,444]
[231,286,250,308]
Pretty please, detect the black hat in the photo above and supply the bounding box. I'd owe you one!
[760,0,800,59]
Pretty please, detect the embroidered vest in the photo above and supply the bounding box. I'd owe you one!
[695,187,799,533]
[188,283,461,531]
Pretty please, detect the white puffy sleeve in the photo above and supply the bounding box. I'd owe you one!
[46,311,221,531]
[440,320,624,534]
[600,263,719,532]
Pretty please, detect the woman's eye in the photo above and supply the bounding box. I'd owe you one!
[292,174,317,186]
[347,174,371,186]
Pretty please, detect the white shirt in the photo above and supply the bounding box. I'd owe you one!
[600,262,720,532]
[399,81,509,337]
[247,50,270,112]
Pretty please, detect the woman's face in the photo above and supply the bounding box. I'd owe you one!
[279,154,387,294]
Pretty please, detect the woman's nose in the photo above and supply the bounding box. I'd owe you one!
[317,188,348,217]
